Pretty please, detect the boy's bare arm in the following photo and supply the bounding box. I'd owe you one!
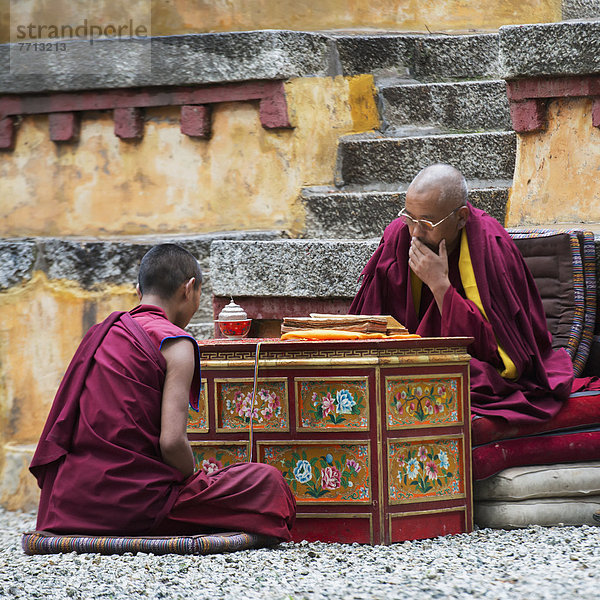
[159,338,196,478]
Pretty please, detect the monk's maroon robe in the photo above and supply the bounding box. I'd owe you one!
[31,305,295,540]
[350,204,574,424]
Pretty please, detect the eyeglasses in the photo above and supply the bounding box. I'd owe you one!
[398,206,462,232]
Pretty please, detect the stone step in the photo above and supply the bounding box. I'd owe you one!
[210,236,600,308]
[334,32,501,81]
[210,239,378,299]
[499,21,600,80]
[186,322,217,340]
[300,183,511,239]
[336,130,516,187]
[562,0,600,20]
[378,79,511,132]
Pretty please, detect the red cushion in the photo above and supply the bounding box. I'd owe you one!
[472,392,600,446]
[472,430,600,480]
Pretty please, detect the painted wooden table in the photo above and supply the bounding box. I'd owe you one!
[188,336,473,544]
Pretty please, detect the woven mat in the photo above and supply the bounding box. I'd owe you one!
[22,530,278,555]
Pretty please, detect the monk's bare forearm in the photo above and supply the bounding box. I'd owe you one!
[161,436,195,478]
[160,338,198,479]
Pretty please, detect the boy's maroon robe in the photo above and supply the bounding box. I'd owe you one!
[350,204,574,424]
[30,305,295,540]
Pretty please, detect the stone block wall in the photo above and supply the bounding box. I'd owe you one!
[0,75,379,237]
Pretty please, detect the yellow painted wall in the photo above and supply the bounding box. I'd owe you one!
[0,74,378,511]
[0,0,563,42]
[507,98,600,226]
[0,75,379,238]
[0,272,137,510]
[148,0,563,34]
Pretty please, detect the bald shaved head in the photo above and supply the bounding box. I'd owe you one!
[409,164,468,211]
[403,164,470,255]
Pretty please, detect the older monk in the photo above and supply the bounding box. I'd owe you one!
[350,164,574,424]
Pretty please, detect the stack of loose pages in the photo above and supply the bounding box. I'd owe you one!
[281,314,409,337]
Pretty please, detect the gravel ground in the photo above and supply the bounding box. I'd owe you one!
[1,508,600,600]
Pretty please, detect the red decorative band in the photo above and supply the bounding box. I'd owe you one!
[506,75,600,133]
[0,80,292,149]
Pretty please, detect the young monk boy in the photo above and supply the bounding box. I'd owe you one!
[30,243,295,540]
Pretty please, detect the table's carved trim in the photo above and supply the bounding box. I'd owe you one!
[200,353,471,369]
[199,345,469,361]
[375,365,385,540]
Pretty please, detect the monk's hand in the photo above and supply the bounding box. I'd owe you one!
[409,237,451,302]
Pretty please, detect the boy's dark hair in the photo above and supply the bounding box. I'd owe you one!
[138,244,202,299]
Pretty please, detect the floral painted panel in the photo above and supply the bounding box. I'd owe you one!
[259,443,370,503]
[216,379,288,431]
[187,379,208,432]
[388,438,464,503]
[386,376,462,428]
[297,378,369,430]
[191,444,248,475]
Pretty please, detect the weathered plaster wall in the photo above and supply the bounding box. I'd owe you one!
[0,75,378,237]
[500,22,600,227]
[0,73,378,510]
[0,0,563,41]
[0,273,136,510]
[148,0,563,33]
[508,97,600,226]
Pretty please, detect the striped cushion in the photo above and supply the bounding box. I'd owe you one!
[584,334,600,377]
[508,229,597,377]
[21,530,277,555]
